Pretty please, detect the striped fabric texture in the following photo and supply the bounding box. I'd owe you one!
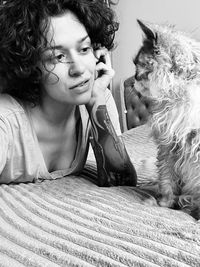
[0,125,199,266]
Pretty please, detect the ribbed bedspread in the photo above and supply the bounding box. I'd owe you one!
[0,125,199,267]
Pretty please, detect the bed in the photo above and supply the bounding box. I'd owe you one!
[0,124,200,267]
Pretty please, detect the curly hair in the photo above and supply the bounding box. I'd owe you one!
[0,0,119,105]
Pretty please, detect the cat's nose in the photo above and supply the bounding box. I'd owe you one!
[135,72,143,81]
[135,72,149,81]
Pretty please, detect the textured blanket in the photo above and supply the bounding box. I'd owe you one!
[0,125,200,267]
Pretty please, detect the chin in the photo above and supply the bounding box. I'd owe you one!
[75,91,92,105]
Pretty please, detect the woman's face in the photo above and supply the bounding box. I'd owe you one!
[40,11,97,106]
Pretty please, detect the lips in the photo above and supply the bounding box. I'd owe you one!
[70,79,89,90]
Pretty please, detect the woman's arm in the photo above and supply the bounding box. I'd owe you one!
[86,49,137,187]
[87,102,137,187]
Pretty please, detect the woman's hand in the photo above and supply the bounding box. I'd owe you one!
[86,48,115,109]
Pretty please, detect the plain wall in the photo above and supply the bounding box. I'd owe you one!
[111,0,200,103]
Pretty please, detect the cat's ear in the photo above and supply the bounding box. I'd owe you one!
[137,19,157,42]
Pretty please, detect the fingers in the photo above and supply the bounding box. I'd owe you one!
[94,47,114,79]
[94,47,112,68]
[94,47,107,62]
[95,61,115,78]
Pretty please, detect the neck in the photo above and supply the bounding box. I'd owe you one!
[30,97,77,127]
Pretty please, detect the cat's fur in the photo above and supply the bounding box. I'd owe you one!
[133,19,200,220]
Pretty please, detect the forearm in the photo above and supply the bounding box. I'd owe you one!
[86,104,137,187]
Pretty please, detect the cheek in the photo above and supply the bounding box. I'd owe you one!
[42,64,67,85]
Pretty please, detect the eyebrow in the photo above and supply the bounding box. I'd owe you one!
[45,35,90,51]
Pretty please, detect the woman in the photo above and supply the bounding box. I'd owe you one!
[0,0,137,186]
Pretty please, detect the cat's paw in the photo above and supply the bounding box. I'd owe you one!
[179,196,200,220]
[190,206,200,221]
[158,196,175,208]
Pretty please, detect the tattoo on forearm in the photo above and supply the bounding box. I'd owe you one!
[89,105,137,187]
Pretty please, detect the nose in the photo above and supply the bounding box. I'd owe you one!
[68,55,85,77]
[135,71,149,81]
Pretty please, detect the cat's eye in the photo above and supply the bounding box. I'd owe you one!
[154,48,160,55]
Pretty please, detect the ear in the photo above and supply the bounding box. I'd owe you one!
[137,19,157,42]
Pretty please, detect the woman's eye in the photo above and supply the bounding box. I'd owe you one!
[81,46,92,53]
[43,53,68,65]
[56,54,66,61]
